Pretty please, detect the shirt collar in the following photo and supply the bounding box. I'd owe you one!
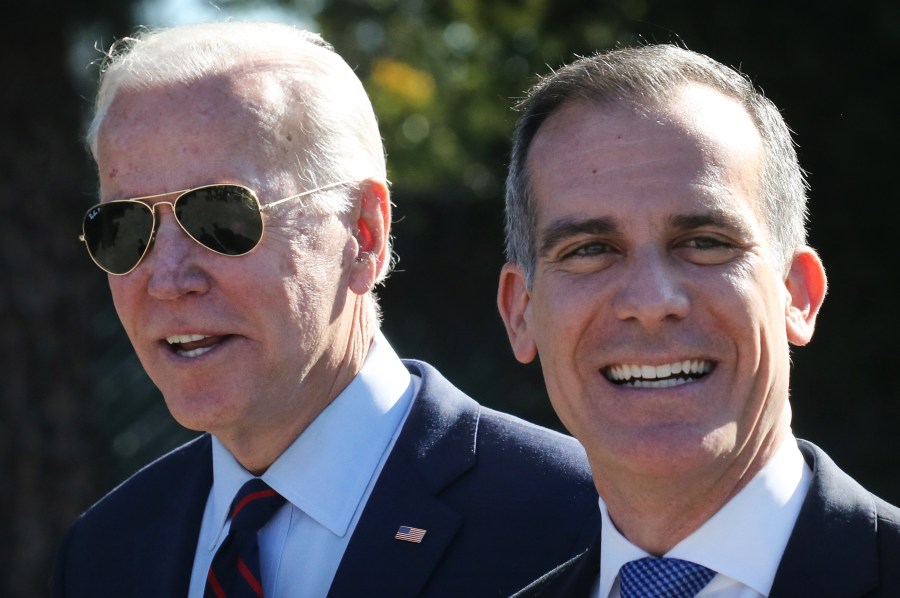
[208,331,413,546]
[597,434,812,597]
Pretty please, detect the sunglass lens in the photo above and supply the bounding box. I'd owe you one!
[83,202,155,274]
[175,185,263,255]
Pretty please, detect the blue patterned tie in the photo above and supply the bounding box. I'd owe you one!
[205,478,286,598]
[619,557,716,598]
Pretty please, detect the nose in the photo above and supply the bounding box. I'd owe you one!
[612,247,690,327]
[143,205,211,300]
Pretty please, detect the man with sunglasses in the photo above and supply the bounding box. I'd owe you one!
[53,21,597,597]
[497,45,900,597]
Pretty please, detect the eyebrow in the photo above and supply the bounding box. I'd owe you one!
[538,217,618,256]
[668,209,754,238]
[537,207,756,257]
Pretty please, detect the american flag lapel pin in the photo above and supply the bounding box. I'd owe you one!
[395,525,427,543]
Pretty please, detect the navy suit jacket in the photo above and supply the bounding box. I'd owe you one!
[52,360,599,597]
[511,439,900,597]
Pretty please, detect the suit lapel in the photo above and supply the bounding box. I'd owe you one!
[512,534,600,597]
[770,440,879,598]
[326,449,464,596]
[327,361,477,597]
[135,435,213,597]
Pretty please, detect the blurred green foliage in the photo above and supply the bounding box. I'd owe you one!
[306,0,643,196]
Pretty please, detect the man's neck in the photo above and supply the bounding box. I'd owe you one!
[596,426,788,555]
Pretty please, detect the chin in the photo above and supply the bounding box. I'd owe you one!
[162,389,245,434]
[593,425,724,476]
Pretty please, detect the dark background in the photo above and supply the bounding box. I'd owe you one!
[2,1,898,595]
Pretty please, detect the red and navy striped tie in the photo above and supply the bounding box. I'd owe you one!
[204,478,286,598]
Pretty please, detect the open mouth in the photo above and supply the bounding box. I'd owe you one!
[603,360,714,388]
[165,333,229,358]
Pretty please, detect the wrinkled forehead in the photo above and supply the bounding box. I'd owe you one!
[95,77,288,199]
[527,86,764,218]
[102,73,281,140]
[101,74,297,165]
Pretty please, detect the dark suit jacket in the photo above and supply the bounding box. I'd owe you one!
[52,360,599,597]
[511,439,900,597]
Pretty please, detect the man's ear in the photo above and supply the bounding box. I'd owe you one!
[497,263,538,363]
[349,178,391,295]
[784,247,828,346]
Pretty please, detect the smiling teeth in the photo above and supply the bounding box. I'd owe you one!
[165,334,215,358]
[606,360,713,388]
[180,346,213,358]
[166,334,209,345]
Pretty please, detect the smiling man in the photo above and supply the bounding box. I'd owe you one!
[498,45,900,597]
[51,21,599,597]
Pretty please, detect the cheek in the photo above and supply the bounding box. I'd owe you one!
[710,263,776,334]
[270,234,327,288]
[528,284,598,377]
[719,268,793,410]
[285,218,352,271]
[733,268,789,343]
[108,277,141,328]
[273,229,353,319]
[535,276,606,336]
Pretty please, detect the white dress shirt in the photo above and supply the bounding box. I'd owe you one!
[593,435,812,598]
[187,332,418,598]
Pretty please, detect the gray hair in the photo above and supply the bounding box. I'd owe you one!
[505,44,809,284]
[88,20,392,283]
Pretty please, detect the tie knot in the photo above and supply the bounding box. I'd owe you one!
[620,557,716,598]
[228,478,285,534]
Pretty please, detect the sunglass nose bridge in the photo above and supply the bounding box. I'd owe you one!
[148,199,177,215]
[149,200,189,248]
